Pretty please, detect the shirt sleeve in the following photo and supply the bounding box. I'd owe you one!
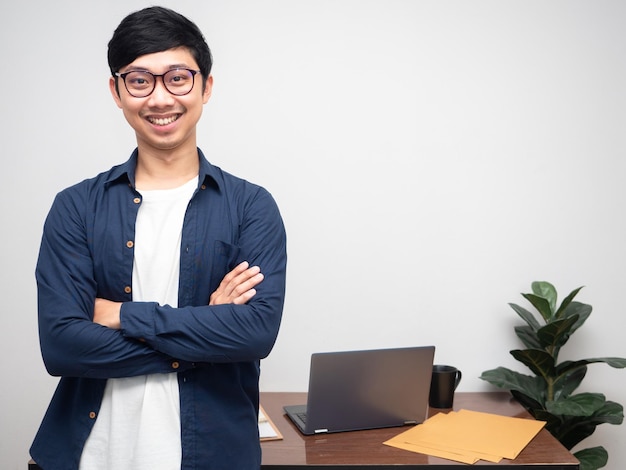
[36,188,190,379]
[120,185,288,363]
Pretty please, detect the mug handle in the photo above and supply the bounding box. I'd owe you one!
[454,370,462,389]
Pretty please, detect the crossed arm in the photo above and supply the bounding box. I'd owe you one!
[93,261,264,329]
[38,180,286,377]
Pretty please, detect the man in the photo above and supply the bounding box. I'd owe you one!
[30,6,287,470]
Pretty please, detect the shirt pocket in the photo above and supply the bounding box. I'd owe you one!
[210,240,242,289]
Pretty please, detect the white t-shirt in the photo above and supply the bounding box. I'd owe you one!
[80,177,198,470]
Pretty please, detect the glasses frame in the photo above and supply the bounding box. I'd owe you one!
[114,68,201,98]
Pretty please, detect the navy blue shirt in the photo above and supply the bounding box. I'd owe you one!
[30,149,287,469]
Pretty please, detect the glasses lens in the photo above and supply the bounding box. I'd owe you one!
[163,69,195,95]
[124,71,155,97]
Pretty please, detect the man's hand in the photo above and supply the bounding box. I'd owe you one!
[93,298,122,329]
[210,261,264,306]
[92,262,262,330]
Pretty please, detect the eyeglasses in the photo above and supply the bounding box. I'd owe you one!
[114,68,201,98]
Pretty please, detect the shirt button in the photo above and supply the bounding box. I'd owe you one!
[200,184,206,190]
[133,197,141,204]
[172,361,180,369]
[89,411,97,419]
[126,240,134,248]
[124,286,132,294]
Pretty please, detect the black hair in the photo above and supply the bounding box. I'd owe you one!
[108,6,212,89]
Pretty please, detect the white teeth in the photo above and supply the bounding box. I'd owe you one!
[149,115,178,126]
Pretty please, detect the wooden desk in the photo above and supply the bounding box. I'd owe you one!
[260,391,580,469]
[29,392,579,469]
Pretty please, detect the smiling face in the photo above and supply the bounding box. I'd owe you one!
[110,47,212,156]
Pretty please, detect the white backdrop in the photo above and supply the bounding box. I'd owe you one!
[1,1,625,469]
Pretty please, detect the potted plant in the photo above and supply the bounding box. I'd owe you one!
[480,281,626,470]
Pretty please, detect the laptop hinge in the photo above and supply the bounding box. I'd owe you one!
[314,429,328,434]
[404,420,417,425]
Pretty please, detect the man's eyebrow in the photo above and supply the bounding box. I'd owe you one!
[121,63,194,73]
[167,63,193,70]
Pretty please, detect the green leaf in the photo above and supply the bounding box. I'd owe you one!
[511,389,544,413]
[511,349,555,379]
[574,446,608,470]
[553,417,598,450]
[522,293,553,322]
[590,400,624,426]
[546,393,606,417]
[561,301,592,335]
[554,286,584,319]
[599,357,626,368]
[509,303,541,331]
[532,281,557,312]
[557,358,626,378]
[514,325,542,349]
[536,315,579,351]
[479,367,545,403]
[552,366,587,400]
[555,401,625,450]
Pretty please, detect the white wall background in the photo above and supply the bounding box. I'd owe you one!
[1,1,625,469]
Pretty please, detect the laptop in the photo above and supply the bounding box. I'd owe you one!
[284,345,435,435]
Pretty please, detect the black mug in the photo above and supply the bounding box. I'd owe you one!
[429,365,462,409]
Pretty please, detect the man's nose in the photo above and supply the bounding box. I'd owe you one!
[149,77,175,104]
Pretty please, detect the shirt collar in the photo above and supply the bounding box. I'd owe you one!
[104,148,221,192]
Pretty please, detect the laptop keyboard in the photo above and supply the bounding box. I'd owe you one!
[296,412,307,424]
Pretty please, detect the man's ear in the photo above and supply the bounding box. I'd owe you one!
[109,76,123,109]
[202,75,213,104]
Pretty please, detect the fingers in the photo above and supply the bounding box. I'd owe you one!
[209,261,264,305]
[221,261,252,283]
[233,288,257,305]
[228,270,264,304]
[225,262,263,295]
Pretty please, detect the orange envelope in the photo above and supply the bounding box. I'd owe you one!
[384,409,545,464]
[384,413,501,464]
